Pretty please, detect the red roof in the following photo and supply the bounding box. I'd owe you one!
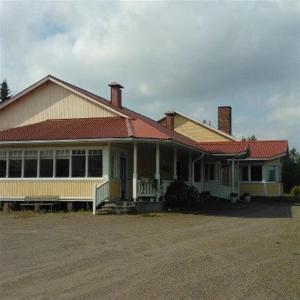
[198,140,288,159]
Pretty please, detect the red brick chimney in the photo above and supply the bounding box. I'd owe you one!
[218,106,232,135]
[164,111,175,131]
[109,82,123,108]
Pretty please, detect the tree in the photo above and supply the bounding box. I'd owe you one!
[0,80,12,102]
[241,135,257,141]
[282,147,300,193]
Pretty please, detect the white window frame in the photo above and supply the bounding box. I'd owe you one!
[239,163,279,183]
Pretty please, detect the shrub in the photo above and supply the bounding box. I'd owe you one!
[164,180,199,210]
[291,186,300,196]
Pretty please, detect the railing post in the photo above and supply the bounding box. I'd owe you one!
[133,142,138,202]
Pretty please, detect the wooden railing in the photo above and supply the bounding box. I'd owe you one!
[93,180,109,215]
[137,180,156,198]
[202,182,232,199]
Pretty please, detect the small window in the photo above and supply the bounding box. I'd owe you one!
[0,152,6,178]
[24,151,38,178]
[56,150,70,178]
[8,151,22,178]
[251,165,262,182]
[88,150,102,177]
[40,151,53,177]
[240,165,249,181]
[72,150,86,177]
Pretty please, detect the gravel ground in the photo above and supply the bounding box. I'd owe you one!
[0,201,300,300]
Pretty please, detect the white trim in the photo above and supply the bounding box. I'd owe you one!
[0,197,93,202]
[158,111,238,141]
[133,142,138,201]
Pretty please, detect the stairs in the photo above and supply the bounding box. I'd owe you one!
[96,201,136,214]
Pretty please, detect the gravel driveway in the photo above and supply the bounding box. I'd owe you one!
[0,201,299,300]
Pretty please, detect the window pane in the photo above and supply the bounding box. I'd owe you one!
[0,160,6,177]
[209,164,215,181]
[24,159,37,177]
[72,150,86,177]
[9,159,22,177]
[40,159,53,177]
[251,165,262,181]
[194,161,201,182]
[240,166,248,181]
[265,165,277,182]
[56,159,69,177]
[88,150,102,177]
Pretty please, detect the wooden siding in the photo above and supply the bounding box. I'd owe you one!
[173,114,231,142]
[110,179,121,200]
[0,179,103,199]
[0,81,117,130]
[240,182,282,196]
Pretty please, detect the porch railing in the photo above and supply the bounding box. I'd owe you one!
[137,180,156,198]
[202,182,232,199]
[93,179,110,215]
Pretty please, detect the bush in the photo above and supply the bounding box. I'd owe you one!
[291,186,300,196]
[164,180,199,210]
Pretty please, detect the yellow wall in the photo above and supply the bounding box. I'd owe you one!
[240,183,282,196]
[0,179,103,199]
[173,114,233,142]
[0,81,117,130]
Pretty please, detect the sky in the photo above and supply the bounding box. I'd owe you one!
[0,1,299,149]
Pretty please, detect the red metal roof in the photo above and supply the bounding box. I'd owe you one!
[198,140,288,159]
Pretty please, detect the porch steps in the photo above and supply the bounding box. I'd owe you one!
[96,201,136,215]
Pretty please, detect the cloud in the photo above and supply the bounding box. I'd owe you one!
[0,1,299,148]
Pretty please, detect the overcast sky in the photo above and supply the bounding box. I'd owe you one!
[1,1,299,149]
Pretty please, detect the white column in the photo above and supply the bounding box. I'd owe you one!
[231,159,235,192]
[188,151,192,185]
[37,151,40,178]
[173,147,177,180]
[6,151,9,178]
[103,146,111,180]
[155,143,161,202]
[133,142,138,202]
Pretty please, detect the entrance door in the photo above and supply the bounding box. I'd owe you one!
[120,156,127,200]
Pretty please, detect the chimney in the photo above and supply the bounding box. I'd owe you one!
[164,111,175,131]
[108,81,123,108]
[218,106,232,135]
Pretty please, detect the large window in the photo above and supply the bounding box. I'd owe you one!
[55,150,70,178]
[8,151,22,178]
[72,150,86,177]
[40,151,53,177]
[88,150,103,177]
[265,165,277,182]
[0,152,7,178]
[240,165,249,181]
[24,151,38,178]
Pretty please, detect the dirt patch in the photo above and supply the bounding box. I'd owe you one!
[0,202,299,300]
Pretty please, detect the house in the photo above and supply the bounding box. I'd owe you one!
[0,75,288,213]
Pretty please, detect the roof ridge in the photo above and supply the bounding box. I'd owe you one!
[45,116,125,122]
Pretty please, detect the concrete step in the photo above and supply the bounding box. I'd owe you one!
[96,201,136,215]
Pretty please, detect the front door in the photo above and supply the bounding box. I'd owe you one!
[120,156,127,200]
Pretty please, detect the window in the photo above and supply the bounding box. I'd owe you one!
[72,150,86,177]
[204,164,209,181]
[88,150,102,177]
[194,161,201,182]
[56,150,70,178]
[265,165,277,182]
[40,151,53,177]
[209,164,215,181]
[240,165,249,181]
[0,152,6,178]
[24,151,38,178]
[8,151,22,178]
[251,165,262,181]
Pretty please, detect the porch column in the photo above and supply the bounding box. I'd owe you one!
[188,151,192,185]
[155,143,161,202]
[133,142,138,202]
[231,159,235,193]
[173,147,177,180]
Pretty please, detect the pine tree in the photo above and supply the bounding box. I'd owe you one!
[0,80,12,102]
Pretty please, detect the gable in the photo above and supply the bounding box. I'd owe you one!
[173,114,233,142]
[0,81,118,130]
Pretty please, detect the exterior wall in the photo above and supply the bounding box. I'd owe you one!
[0,81,117,130]
[173,114,231,142]
[0,179,103,200]
[240,183,282,196]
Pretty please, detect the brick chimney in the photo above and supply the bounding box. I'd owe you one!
[108,81,123,108]
[164,111,175,131]
[218,106,232,135]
